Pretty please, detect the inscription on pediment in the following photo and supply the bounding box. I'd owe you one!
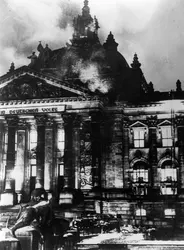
[0,75,78,100]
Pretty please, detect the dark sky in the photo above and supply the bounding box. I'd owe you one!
[0,0,183,91]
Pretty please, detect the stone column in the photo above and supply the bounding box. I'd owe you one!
[35,116,46,189]
[44,117,54,197]
[122,118,130,189]
[62,114,73,188]
[2,122,8,189]
[14,120,27,203]
[91,113,102,188]
[147,116,158,188]
[25,119,37,196]
[0,122,5,192]
[72,115,81,189]
[5,118,17,190]
[1,117,17,205]
[59,114,74,205]
[55,118,65,196]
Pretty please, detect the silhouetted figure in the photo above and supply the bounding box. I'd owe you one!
[27,52,38,68]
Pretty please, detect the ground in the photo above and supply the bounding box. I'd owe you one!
[79,231,144,244]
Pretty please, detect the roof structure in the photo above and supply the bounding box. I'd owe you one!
[0,0,153,103]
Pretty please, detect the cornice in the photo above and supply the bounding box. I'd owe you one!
[0,96,103,106]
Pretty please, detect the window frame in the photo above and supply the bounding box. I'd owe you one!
[133,128,145,148]
[135,208,146,217]
[132,162,149,183]
[58,163,64,176]
[159,125,173,147]
[164,208,175,218]
[30,164,36,177]
[130,121,148,149]
[159,160,178,195]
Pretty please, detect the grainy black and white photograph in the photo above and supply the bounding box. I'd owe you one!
[0,0,184,249]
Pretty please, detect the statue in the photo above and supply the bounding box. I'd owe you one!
[37,42,52,68]
[10,197,54,243]
[9,192,70,244]
[27,52,38,68]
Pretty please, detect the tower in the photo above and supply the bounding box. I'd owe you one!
[71,0,100,46]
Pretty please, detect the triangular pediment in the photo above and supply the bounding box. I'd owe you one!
[0,66,90,101]
[130,121,147,128]
[158,120,171,126]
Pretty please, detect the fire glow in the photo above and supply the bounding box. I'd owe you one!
[73,61,112,94]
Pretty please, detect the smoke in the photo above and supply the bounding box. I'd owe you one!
[1,0,184,92]
[0,0,159,76]
[58,1,80,29]
[138,0,184,91]
[0,0,79,75]
[89,0,184,91]
[73,60,112,93]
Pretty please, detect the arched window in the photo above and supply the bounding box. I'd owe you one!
[133,162,149,183]
[131,161,149,195]
[160,160,177,182]
[159,160,178,195]
[135,208,146,217]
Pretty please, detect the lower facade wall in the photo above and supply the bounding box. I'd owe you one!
[102,200,184,228]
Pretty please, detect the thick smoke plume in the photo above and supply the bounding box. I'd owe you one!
[59,48,112,93]
[0,0,79,75]
[1,0,184,91]
[73,60,112,93]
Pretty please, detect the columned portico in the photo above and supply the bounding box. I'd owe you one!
[0,88,103,208]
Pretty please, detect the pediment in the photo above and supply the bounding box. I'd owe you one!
[0,66,89,101]
[130,121,147,128]
[158,120,171,126]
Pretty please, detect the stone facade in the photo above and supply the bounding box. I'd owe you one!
[0,0,184,230]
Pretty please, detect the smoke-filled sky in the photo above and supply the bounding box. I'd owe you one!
[0,0,184,91]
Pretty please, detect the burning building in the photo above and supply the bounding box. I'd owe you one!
[0,0,184,229]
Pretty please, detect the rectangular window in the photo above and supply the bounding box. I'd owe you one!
[164,208,175,218]
[59,164,64,176]
[58,129,65,156]
[30,129,37,149]
[31,165,36,177]
[136,208,146,216]
[161,126,173,147]
[133,129,145,148]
